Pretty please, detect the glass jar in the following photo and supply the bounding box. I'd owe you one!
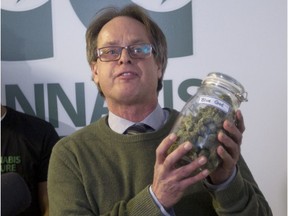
[168,72,248,173]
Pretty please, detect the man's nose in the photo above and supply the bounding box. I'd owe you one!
[118,48,132,64]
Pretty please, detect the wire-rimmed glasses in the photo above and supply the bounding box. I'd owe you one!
[96,43,153,62]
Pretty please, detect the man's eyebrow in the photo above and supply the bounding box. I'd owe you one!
[129,39,150,44]
[98,42,120,47]
[99,39,150,47]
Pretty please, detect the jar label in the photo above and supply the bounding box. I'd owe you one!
[199,96,230,113]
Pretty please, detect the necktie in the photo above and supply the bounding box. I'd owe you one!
[124,123,154,135]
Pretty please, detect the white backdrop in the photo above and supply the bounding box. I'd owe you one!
[1,0,287,215]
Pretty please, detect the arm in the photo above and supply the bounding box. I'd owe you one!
[151,110,272,215]
[206,110,272,215]
[38,181,49,216]
[38,124,59,216]
[209,155,273,216]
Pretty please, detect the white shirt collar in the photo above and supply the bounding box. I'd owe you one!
[108,104,168,134]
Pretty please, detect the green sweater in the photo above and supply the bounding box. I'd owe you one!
[48,109,272,216]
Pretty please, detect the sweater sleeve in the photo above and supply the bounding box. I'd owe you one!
[48,140,163,216]
[209,155,273,216]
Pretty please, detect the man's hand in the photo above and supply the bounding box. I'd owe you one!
[209,110,245,184]
[152,133,210,209]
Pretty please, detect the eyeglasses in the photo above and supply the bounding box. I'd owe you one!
[96,43,153,62]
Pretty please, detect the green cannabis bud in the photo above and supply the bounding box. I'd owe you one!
[168,94,235,173]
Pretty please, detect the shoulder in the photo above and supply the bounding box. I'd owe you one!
[3,107,59,143]
[5,106,55,130]
[53,117,107,149]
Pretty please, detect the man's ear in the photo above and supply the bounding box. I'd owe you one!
[157,62,163,79]
[90,62,99,83]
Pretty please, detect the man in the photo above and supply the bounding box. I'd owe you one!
[48,4,272,215]
[1,105,60,215]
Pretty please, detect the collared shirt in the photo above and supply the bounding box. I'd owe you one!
[108,103,169,134]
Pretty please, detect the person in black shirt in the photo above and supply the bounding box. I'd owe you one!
[1,105,60,216]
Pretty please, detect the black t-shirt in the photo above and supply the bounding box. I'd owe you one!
[1,106,60,215]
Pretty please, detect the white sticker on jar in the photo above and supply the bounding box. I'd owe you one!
[199,96,230,113]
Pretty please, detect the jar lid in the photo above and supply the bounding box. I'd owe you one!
[202,72,248,102]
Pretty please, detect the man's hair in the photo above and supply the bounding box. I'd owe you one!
[86,4,168,95]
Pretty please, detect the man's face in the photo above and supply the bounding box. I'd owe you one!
[91,16,162,107]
